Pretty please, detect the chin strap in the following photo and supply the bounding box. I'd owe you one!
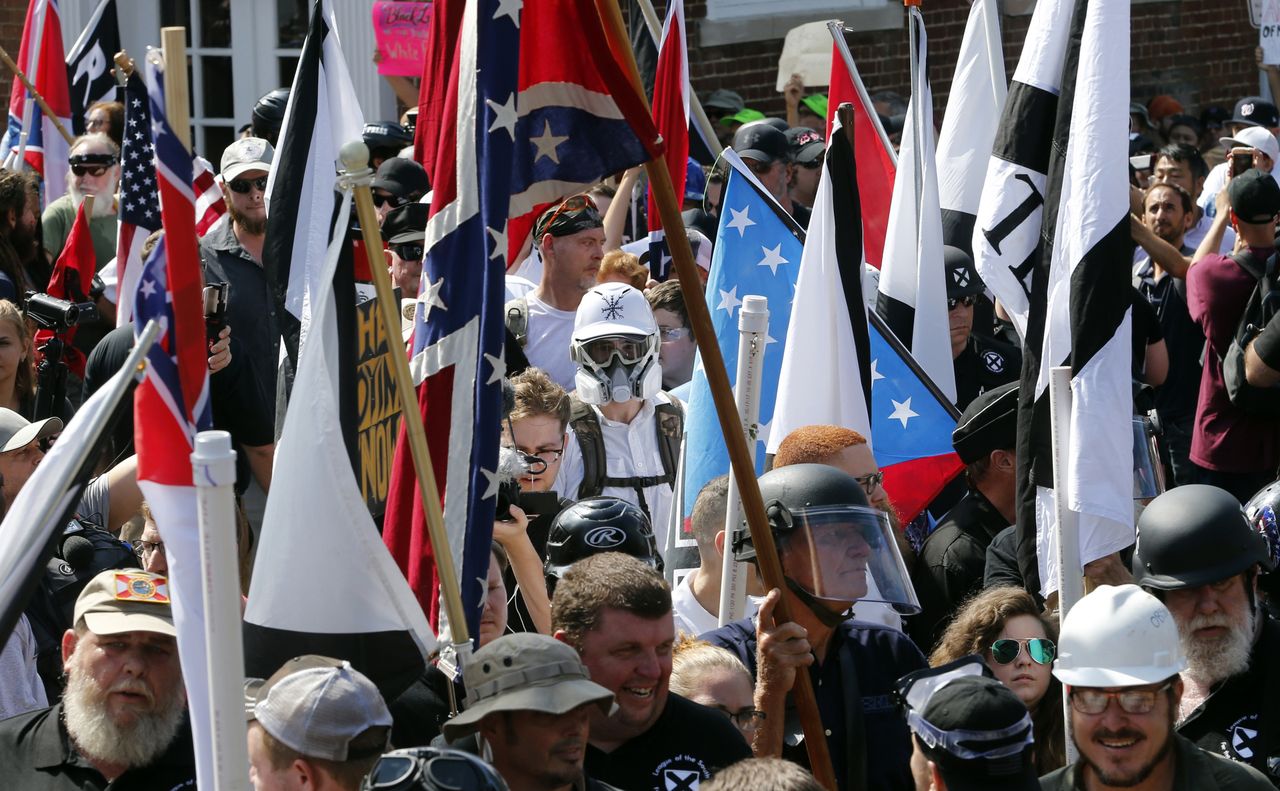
[785,577,851,628]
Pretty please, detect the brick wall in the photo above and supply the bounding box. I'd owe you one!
[685,0,1260,125]
[0,0,27,64]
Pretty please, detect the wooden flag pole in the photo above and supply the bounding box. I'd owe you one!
[597,2,837,787]
[160,28,191,150]
[338,142,472,657]
[0,44,75,146]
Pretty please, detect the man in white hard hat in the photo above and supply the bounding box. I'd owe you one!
[1041,584,1271,790]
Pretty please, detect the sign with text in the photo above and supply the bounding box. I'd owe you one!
[372,0,433,77]
[1262,0,1280,64]
[355,291,403,518]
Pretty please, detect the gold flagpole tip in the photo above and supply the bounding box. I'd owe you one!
[339,140,371,173]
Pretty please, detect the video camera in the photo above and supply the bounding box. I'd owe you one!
[24,291,99,332]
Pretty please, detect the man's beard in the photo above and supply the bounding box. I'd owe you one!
[1181,608,1254,686]
[1077,716,1175,788]
[62,657,186,769]
[67,178,119,216]
[227,199,267,236]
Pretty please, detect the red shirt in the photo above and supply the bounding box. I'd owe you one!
[1186,247,1280,472]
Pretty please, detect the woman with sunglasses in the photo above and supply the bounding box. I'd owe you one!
[929,586,1066,773]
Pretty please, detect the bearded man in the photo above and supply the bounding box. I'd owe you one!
[0,569,195,788]
[43,133,121,269]
[1132,485,1280,787]
[199,137,279,422]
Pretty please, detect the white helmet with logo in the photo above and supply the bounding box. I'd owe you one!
[1052,584,1187,688]
[570,282,662,405]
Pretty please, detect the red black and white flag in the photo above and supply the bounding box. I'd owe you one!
[645,0,687,281]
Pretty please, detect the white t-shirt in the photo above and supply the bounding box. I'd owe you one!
[523,293,579,391]
[554,393,676,545]
[671,568,761,637]
[0,615,47,720]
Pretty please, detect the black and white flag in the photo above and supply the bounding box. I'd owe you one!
[1018,0,1135,597]
[65,0,120,136]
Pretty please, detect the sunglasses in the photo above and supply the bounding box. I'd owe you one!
[947,295,977,311]
[373,193,409,209]
[392,243,424,262]
[990,637,1056,666]
[227,176,269,194]
[658,326,690,342]
[71,164,109,177]
[1070,682,1172,716]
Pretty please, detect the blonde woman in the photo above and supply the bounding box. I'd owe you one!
[669,636,771,752]
[0,300,35,416]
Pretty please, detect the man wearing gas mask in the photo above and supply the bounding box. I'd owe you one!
[553,282,684,549]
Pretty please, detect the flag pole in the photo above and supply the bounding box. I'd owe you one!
[13,0,48,169]
[631,0,721,161]
[598,2,837,787]
[338,141,472,656]
[826,21,898,167]
[718,294,767,626]
[978,0,1007,109]
[160,28,191,150]
[1048,364,1081,764]
[906,1,925,271]
[0,44,74,146]
[191,430,251,790]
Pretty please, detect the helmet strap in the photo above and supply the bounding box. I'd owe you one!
[785,577,850,628]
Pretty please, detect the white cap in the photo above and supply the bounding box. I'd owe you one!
[1053,584,1187,688]
[572,282,656,342]
[1220,126,1280,164]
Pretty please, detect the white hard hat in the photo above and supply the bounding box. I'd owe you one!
[1052,584,1187,688]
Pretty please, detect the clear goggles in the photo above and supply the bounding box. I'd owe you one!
[574,334,654,368]
[897,656,1035,761]
[775,504,920,614]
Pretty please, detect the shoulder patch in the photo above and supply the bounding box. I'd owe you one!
[981,349,1006,374]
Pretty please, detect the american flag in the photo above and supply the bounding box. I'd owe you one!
[134,49,215,789]
[1,0,72,206]
[193,156,226,238]
[385,0,659,640]
[114,72,160,327]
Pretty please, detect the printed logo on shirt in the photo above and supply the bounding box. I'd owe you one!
[1226,713,1261,761]
[653,754,710,791]
[982,350,1005,373]
[584,526,627,549]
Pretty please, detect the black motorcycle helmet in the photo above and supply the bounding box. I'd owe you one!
[364,121,414,165]
[250,88,290,146]
[733,463,871,563]
[543,497,662,592]
[1133,484,1272,590]
[361,747,507,791]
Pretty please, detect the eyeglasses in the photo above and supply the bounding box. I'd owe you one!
[227,176,269,194]
[714,706,766,731]
[139,539,165,556]
[373,192,409,209]
[84,116,108,131]
[947,295,977,311]
[658,326,691,342]
[990,637,1056,666]
[581,335,650,366]
[1070,682,1173,715]
[71,164,109,177]
[854,471,884,496]
[392,243,424,262]
[502,443,563,476]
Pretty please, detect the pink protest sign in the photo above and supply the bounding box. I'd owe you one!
[372,0,433,77]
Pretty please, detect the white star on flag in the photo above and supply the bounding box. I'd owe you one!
[756,243,788,275]
[419,276,448,319]
[487,223,509,262]
[871,359,885,382]
[485,94,517,141]
[717,286,742,317]
[480,467,501,499]
[726,205,755,237]
[140,279,157,297]
[888,397,919,428]
[531,120,568,164]
[484,351,506,385]
[493,0,522,24]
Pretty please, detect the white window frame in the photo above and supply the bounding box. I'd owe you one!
[699,0,901,46]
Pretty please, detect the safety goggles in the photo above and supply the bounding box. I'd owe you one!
[990,637,1056,666]
[1069,682,1172,716]
[580,335,651,367]
[947,295,977,311]
[373,192,410,209]
[392,243,424,262]
[227,175,269,194]
[536,193,592,237]
[365,752,482,790]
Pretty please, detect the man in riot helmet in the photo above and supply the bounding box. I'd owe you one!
[250,88,289,146]
[1132,484,1280,785]
[543,496,662,596]
[702,463,926,790]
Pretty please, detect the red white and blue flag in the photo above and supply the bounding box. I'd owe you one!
[1,0,72,206]
[645,0,687,282]
[113,72,160,327]
[133,50,215,790]
[387,0,659,641]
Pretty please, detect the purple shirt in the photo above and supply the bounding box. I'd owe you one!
[1186,247,1280,472]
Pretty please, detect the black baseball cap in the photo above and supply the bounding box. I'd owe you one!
[732,122,789,165]
[1228,168,1280,224]
[372,157,430,199]
[785,127,825,165]
[913,676,1039,791]
[382,202,429,244]
[1232,97,1280,130]
[951,382,1018,464]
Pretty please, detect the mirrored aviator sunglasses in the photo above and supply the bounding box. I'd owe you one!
[990,637,1055,666]
[227,175,269,194]
[392,243,424,262]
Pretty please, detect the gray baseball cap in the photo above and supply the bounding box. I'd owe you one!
[0,408,61,452]
[441,633,615,741]
[245,655,392,761]
[220,137,275,181]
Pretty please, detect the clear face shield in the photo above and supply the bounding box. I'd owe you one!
[775,504,921,614]
[1132,416,1166,502]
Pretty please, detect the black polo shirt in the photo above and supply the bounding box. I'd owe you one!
[1134,254,1205,420]
[199,220,280,424]
[0,703,196,790]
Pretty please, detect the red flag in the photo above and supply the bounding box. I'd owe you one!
[826,42,895,270]
[2,0,72,205]
[645,0,688,273]
[36,201,95,376]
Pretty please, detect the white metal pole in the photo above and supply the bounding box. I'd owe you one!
[191,430,250,790]
[827,20,899,167]
[13,0,48,171]
[907,6,926,271]
[718,295,768,626]
[1049,364,1081,764]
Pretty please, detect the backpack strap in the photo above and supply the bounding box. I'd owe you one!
[568,397,605,500]
[503,296,529,348]
[653,394,684,487]
[568,395,685,514]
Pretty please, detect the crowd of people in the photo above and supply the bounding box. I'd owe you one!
[0,30,1275,791]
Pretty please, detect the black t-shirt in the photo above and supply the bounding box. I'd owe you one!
[0,703,196,790]
[584,693,751,791]
[1134,260,1206,420]
[1129,286,1163,380]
